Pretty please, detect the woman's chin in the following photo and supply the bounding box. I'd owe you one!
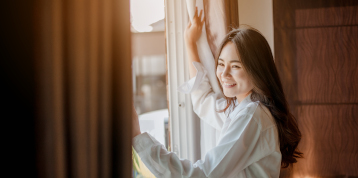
[223,92,237,98]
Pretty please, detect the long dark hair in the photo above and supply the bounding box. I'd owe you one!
[215,26,303,168]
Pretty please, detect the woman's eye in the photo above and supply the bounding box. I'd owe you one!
[218,63,224,66]
[233,65,241,68]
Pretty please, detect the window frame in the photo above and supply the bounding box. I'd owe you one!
[164,0,200,162]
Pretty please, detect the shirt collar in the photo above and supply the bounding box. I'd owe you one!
[228,93,253,118]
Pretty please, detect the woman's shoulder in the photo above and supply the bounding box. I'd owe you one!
[252,102,276,131]
[233,101,276,131]
[230,101,259,124]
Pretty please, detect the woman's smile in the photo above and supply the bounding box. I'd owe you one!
[222,82,237,88]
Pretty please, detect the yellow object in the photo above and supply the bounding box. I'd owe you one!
[132,147,156,178]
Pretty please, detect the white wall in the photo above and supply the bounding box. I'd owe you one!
[238,0,274,54]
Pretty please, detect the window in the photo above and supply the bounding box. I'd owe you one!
[164,0,201,162]
[131,0,201,167]
[130,0,168,147]
[130,1,168,177]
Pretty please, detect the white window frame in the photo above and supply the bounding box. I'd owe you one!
[164,0,200,162]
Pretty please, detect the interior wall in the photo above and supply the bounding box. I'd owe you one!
[238,0,275,54]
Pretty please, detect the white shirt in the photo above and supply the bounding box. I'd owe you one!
[133,62,282,177]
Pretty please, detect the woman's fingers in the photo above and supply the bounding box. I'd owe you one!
[194,6,198,18]
[187,20,191,28]
[198,9,203,21]
[201,14,205,27]
[192,7,204,27]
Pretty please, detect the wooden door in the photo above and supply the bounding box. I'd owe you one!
[274,0,358,177]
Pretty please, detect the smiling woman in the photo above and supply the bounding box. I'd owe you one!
[131,6,302,176]
[214,27,303,168]
[216,42,254,103]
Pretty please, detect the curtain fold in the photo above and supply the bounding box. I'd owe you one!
[204,0,239,58]
[196,0,238,158]
[35,0,132,177]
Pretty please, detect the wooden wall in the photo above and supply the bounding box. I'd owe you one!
[274,0,358,177]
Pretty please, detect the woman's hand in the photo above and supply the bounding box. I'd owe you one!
[132,105,141,138]
[184,7,205,46]
[184,7,205,78]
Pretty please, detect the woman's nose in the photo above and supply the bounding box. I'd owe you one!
[221,67,231,78]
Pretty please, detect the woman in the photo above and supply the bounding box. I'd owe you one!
[132,8,302,177]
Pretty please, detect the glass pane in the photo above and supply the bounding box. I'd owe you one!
[130,0,167,177]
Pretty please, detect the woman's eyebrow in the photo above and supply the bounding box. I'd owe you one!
[230,60,241,63]
[218,58,241,63]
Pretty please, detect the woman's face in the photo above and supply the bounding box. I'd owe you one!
[216,42,254,101]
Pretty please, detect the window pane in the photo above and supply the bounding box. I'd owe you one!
[130,0,167,177]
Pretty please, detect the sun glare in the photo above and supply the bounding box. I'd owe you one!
[130,0,165,32]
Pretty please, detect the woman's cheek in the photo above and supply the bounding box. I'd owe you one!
[216,68,223,79]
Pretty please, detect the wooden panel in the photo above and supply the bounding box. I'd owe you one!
[296,26,358,103]
[274,0,358,28]
[296,6,358,27]
[293,105,358,177]
[273,28,298,114]
[274,0,358,177]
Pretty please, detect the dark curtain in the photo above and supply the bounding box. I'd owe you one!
[3,0,132,177]
[274,0,358,177]
[1,1,37,177]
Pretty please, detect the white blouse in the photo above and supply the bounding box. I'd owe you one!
[133,62,282,177]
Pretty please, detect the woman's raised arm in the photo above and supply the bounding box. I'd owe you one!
[184,7,205,78]
[180,7,226,131]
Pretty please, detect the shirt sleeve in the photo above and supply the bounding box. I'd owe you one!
[132,113,270,178]
[178,61,227,131]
